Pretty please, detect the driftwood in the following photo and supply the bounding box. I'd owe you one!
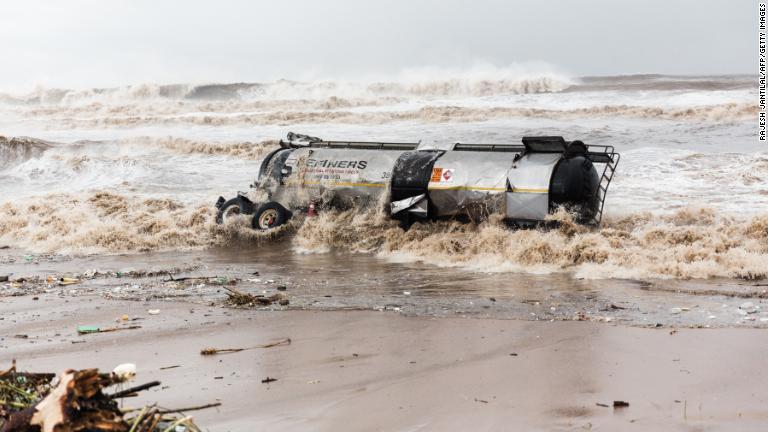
[223,286,289,306]
[201,337,292,356]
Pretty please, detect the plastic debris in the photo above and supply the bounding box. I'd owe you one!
[147,309,160,315]
[57,277,80,286]
[111,363,137,382]
[77,325,142,335]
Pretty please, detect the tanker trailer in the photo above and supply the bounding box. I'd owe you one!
[214,132,619,230]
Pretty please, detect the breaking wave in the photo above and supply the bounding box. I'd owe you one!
[294,207,768,281]
[129,136,279,160]
[0,65,575,105]
[19,102,754,129]
[0,136,53,165]
[2,192,767,281]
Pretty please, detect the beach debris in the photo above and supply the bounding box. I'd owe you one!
[111,363,137,383]
[403,291,411,295]
[159,365,181,370]
[277,285,287,291]
[57,277,80,286]
[613,400,630,408]
[474,398,488,404]
[147,309,160,315]
[0,362,208,432]
[669,307,683,314]
[261,377,277,384]
[223,286,288,306]
[200,337,291,356]
[0,276,8,283]
[77,325,142,335]
[595,402,610,408]
[739,302,757,314]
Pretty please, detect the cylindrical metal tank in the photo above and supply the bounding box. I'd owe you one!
[245,133,619,227]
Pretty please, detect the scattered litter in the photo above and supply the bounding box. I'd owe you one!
[77,325,142,335]
[0,276,8,282]
[735,308,748,316]
[509,353,518,357]
[307,380,321,384]
[613,401,630,408]
[403,291,411,295]
[277,285,287,291]
[669,307,682,314]
[147,309,161,315]
[247,278,261,283]
[159,365,181,370]
[596,402,610,408]
[13,334,28,339]
[261,377,277,384]
[609,304,626,310]
[474,398,488,404]
[200,337,291,356]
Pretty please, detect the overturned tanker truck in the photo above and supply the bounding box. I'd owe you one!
[215,132,619,230]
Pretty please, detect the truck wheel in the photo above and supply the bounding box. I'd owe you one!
[216,197,256,225]
[252,202,289,230]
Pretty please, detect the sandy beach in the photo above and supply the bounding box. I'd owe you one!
[2,291,767,431]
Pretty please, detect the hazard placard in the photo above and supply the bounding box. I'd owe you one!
[431,167,455,183]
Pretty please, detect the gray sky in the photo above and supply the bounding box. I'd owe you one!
[0,0,755,92]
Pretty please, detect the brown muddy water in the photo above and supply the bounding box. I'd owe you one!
[2,241,766,329]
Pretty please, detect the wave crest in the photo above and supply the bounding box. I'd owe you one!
[0,136,53,166]
[294,207,768,280]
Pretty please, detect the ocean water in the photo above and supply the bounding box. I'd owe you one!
[0,70,765,280]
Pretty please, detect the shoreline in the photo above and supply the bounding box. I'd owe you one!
[2,293,767,431]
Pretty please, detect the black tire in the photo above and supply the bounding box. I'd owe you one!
[252,202,289,230]
[215,197,256,225]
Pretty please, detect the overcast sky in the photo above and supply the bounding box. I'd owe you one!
[0,0,755,92]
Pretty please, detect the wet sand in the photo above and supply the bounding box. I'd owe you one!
[2,293,767,431]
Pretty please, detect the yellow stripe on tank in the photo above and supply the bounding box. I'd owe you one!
[428,185,548,193]
[285,180,386,188]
